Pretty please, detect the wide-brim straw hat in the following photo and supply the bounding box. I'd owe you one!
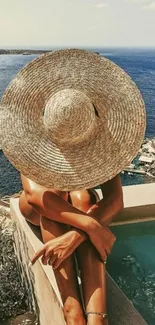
[0,49,146,190]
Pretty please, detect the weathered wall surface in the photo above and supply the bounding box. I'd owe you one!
[96,183,155,225]
[11,199,66,325]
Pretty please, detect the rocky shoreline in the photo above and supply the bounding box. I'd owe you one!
[0,49,51,55]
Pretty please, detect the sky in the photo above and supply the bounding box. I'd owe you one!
[0,0,155,48]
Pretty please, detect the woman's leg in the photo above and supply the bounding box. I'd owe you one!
[19,191,86,325]
[76,242,108,325]
[19,191,41,226]
[40,216,86,325]
[70,191,108,325]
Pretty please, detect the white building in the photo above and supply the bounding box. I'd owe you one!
[139,156,153,164]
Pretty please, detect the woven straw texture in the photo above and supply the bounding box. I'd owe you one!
[0,49,146,190]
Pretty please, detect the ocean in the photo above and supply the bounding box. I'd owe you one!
[0,48,155,198]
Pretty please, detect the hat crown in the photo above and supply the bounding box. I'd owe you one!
[43,89,97,144]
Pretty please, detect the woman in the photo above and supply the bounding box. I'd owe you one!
[19,174,123,325]
[0,49,146,325]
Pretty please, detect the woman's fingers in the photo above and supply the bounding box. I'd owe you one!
[101,253,107,262]
[41,249,51,265]
[104,245,111,256]
[31,245,63,268]
[52,257,64,270]
[99,248,107,262]
[31,246,46,265]
[48,254,57,266]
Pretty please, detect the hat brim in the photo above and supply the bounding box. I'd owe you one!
[0,49,146,190]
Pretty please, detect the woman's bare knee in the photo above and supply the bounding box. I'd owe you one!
[63,297,86,325]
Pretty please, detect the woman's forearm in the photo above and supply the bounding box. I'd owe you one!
[70,194,124,245]
[27,189,98,234]
[68,194,123,248]
[87,194,124,226]
[27,186,123,249]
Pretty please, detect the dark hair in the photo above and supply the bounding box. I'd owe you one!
[68,192,72,204]
[87,189,98,205]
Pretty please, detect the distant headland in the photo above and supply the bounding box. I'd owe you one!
[0,49,100,55]
[0,49,51,55]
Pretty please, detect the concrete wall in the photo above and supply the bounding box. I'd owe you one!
[96,183,155,225]
[10,198,147,325]
[11,199,65,325]
[117,183,155,224]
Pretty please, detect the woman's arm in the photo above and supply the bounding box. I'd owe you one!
[26,183,99,233]
[21,174,99,233]
[87,174,124,225]
[30,175,122,266]
[70,175,123,244]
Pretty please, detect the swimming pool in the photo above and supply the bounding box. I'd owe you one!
[108,221,155,325]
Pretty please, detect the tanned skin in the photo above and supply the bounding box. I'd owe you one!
[19,174,123,325]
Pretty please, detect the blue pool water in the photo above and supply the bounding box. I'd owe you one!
[108,221,155,324]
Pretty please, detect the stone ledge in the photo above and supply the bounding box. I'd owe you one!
[96,183,155,224]
[122,183,155,208]
[10,198,65,325]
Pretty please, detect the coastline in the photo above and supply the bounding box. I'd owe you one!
[0,49,51,55]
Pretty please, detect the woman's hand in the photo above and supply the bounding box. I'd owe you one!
[87,221,116,262]
[31,230,85,269]
[30,218,116,270]
[30,220,115,269]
